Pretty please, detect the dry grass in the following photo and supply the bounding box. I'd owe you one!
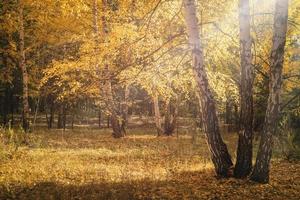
[0,128,299,199]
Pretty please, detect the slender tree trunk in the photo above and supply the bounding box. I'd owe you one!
[63,105,66,130]
[234,0,254,178]
[33,97,40,129]
[10,91,14,126]
[49,102,54,129]
[164,100,172,136]
[173,97,179,133]
[2,57,9,126]
[46,112,49,129]
[57,111,62,129]
[98,109,102,128]
[163,98,178,136]
[94,0,124,138]
[18,0,30,132]
[121,85,130,135]
[3,87,9,126]
[183,0,233,176]
[153,95,163,136]
[71,112,74,129]
[250,0,288,183]
[57,104,64,129]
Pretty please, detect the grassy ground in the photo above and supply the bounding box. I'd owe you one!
[0,128,299,199]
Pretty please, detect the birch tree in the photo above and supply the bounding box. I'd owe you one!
[97,0,126,138]
[234,0,254,178]
[250,0,289,183]
[182,0,233,176]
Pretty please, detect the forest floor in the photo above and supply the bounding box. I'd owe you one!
[0,128,299,200]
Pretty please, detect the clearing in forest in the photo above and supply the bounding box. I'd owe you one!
[0,128,299,200]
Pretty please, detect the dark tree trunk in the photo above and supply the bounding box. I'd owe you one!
[63,105,66,130]
[163,98,178,136]
[46,112,49,129]
[49,102,54,129]
[183,0,233,177]
[98,110,102,128]
[234,0,254,178]
[250,0,288,183]
[107,115,110,128]
[164,100,173,136]
[1,57,8,126]
[57,104,64,129]
[3,87,9,126]
[33,97,40,129]
[18,0,30,132]
[10,91,14,126]
[71,112,75,129]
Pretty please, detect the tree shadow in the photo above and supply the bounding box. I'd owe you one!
[1,168,298,200]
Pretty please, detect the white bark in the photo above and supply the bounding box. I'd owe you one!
[250,0,289,183]
[93,0,124,137]
[183,0,233,176]
[234,0,254,178]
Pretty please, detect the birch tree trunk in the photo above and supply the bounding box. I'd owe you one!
[102,72,124,138]
[183,0,233,176]
[250,0,288,183]
[234,0,254,178]
[93,0,124,138]
[18,0,30,132]
[153,95,163,136]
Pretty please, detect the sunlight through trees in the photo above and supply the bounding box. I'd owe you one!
[1,0,300,198]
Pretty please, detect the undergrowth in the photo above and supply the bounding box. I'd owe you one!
[0,125,44,161]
